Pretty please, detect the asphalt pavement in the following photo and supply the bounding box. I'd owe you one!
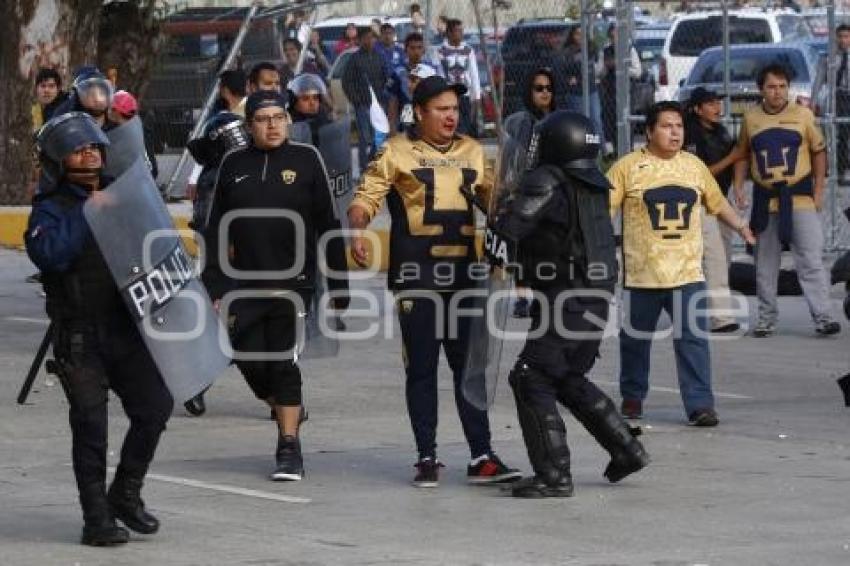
[1,247,849,566]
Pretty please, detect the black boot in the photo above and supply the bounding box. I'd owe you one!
[561,386,650,483]
[80,484,129,546]
[837,373,850,407]
[184,387,208,416]
[509,363,574,498]
[108,472,159,534]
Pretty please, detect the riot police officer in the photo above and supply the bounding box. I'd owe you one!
[287,73,332,147]
[493,111,650,497]
[186,112,248,235]
[25,113,173,545]
[180,111,248,416]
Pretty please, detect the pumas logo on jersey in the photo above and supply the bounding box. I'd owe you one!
[281,170,297,184]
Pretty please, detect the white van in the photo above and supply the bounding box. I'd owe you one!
[658,9,810,101]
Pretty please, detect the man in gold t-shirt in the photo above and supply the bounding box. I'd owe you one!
[348,76,521,488]
[731,62,840,338]
[608,101,754,427]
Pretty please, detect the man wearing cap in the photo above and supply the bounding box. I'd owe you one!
[608,101,755,427]
[387,32,437,135]
[347,76,522,488]
[202,90,349,482]
[684,87,739,333]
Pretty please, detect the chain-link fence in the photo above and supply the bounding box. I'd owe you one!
[145,0,850,249]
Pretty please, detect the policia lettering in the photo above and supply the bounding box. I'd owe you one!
[125,245,194,321]
[410,167,478,257]
[643,186,698,239]
[751,128,802,180]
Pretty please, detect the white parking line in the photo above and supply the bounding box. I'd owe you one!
[139,471,311,504]
[595,380,752,400]
[5,316,50,325]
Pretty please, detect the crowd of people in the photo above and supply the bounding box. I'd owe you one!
[18,6,850,550]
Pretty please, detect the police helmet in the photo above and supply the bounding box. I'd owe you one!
[71,66,114,116]
[36,112,110,187]
[37,112,110,166]
[287,73,328,98]
[534,110,610,190]
[187,111,247,167]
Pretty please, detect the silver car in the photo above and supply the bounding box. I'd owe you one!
[678,42,821,118]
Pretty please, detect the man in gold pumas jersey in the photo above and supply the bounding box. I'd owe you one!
[348,76,521,489]
[607,101,754,428]
[731,62,840,338]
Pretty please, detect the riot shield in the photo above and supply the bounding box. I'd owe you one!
[288,121,312,145]
[103,116,148,179]
[316,116,353,228]
[83,157,230,403]
[284,117,351,360]
[461,127,529,411]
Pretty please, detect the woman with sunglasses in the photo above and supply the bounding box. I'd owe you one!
[502,67,558,317]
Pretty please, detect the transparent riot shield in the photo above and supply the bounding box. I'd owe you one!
[316,116,353,227]
[83,157,230,403]
[461,126,529,411]
[285,115,352,359]
[103,116,148,179]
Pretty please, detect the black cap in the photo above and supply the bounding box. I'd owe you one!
[245,90,288,120]
[689,87,721,107]
[412,76,467,107]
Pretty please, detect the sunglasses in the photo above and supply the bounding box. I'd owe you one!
[298,94,321,102]
[533,84,553,93]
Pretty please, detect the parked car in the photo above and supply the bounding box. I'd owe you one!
[634,22,670,101]
[678,42,820,124]
[801,8,850,38]
[314,15,422,63]
[659,9,811,101]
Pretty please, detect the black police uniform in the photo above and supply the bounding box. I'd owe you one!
[494,111,649,497]
[187,112,248,232]
[25,113,173,545]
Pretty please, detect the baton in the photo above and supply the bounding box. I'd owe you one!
[17,322,55,405]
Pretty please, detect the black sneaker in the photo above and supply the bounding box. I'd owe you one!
[711,322,740,334]
[467,453,522,484]
[412,457,443,488]
[271,435,303,481]
[688,408,719,427]
[815,320,841,336]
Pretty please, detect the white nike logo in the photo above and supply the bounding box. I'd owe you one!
[235,175,249,183]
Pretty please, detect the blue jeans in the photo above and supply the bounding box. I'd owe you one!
[619,282,714,416]
[353,105,374,175]
[565,91,605,146]
[396,293,492,460]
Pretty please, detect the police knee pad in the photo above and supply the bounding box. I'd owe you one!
[541,413,570,469]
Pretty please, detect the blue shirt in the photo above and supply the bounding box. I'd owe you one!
[375,42,405,77]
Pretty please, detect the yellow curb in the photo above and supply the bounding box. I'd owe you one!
[1,207,393,272]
